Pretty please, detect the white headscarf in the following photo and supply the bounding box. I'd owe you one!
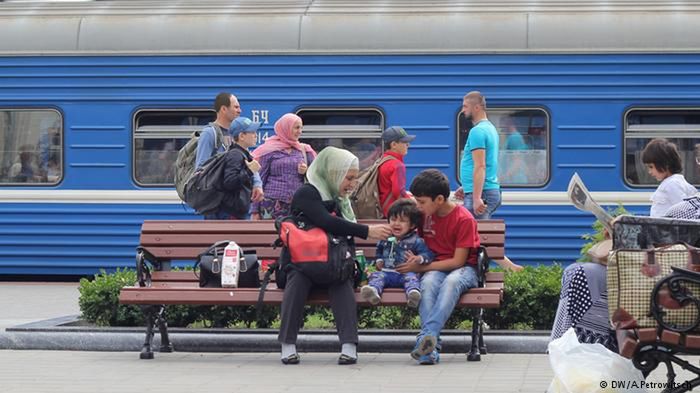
[305,146,359,222]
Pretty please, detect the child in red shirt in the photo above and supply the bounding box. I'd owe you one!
[377,126,415,217]
[396,169,480,365]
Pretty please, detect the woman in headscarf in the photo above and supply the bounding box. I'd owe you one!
[278,147,391,365]
[251,113,317,220]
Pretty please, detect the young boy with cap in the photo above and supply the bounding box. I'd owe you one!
[219,117,262,220]
[377,126,416,217]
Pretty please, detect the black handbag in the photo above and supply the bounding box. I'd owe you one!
[194,240,261,288]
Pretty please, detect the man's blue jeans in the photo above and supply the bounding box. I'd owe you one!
[464,189,502,219]
[418,266,478,338]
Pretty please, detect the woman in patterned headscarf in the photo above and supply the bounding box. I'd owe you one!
[277,147,391,366]
[251,113,317,220]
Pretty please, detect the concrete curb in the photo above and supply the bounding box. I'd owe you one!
[0,315,550,355]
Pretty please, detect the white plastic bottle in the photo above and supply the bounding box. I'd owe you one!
[221,241,240,288]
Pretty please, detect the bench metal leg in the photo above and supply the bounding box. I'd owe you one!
[634,344,700,393]
[140,305,158,360]
[156,306,173,353]
[467,307,483,361]
[478,320,487,355]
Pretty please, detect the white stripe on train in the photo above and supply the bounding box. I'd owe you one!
[0,189,654,205]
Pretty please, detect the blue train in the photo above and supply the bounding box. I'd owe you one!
[1,1,699,275]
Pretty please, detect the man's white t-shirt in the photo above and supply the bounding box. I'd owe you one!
[650,174,697,217]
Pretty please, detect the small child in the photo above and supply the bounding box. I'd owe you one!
[641,139,697,217]
[361,199,434,308]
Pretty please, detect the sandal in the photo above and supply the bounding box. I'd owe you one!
[281,353,300,365]
[337,353,357,365]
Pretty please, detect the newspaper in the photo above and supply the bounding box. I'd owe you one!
[567,173,614,234]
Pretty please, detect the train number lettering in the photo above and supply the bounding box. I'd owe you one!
[251,110,269,124]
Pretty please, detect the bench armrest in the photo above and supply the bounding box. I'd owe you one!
[135,246,160,287]
[475,246,489,287]
[650,266,700,333]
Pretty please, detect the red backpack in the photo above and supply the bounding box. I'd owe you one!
[256,214,358,320]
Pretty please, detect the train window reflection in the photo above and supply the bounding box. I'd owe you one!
[133,109,215,186]
[457,108,549,187]
[297,108,384,171]
[624,109,700,187]
[0,110,62,185]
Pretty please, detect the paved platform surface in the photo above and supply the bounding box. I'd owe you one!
[0,350,552,393]
[1,282,699,393]
[1,350,698,393]
[0,282,79,330]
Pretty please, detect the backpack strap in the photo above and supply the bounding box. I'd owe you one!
[377,154,397,166]
[206,122,225,150]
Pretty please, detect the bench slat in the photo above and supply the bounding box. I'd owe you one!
[119,287,502,308]
[141,245,505,262]
[140,220,505,234]
[149,270,504,284]
[138,282,501,294]
[616,329,638,359]
[142,221,275,234]
[686,334,700,349]
[146,281,504,297]
[139,233,505,248]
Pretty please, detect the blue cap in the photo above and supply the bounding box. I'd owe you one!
[229,117,261,137]
[382,126,415,143]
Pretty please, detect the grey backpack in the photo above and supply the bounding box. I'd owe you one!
[174,123,224,201]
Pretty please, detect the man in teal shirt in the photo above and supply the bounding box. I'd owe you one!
[456,91,501,219]
[456,92,524,272]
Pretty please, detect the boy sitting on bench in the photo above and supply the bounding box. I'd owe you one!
[397,169,481,365]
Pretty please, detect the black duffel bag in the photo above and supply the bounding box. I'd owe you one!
[194,240,261,288]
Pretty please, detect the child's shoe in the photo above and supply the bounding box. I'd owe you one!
[360,285,381,305]
[406,289,421,308]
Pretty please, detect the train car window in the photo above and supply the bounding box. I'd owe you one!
[133,109,216,186]
[0,110,62,186]
[624,109,700,187]
[457,109,549,187]
[296,109,384,170]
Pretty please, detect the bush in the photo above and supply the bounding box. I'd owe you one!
[78,269,279,328]
[480,264,564,329]
[79,265,565,330]
[79,269,143,326]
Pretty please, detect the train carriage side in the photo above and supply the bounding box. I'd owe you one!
[0,3,699,275]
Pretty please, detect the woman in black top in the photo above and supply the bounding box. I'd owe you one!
[278,147,391,365]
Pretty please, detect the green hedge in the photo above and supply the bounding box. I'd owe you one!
[79,264,563,330]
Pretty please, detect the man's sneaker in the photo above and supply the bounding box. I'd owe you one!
[418,350,440,365]
[406,289,421,308]
[360,285,381,305]
[410,335,437,359]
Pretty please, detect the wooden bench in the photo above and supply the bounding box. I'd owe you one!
[119,219,506,360]
[611,216,700,393]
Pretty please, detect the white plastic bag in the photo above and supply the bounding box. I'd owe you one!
[547,328,647,393]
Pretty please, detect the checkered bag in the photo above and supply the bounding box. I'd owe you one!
[608,243,700,330]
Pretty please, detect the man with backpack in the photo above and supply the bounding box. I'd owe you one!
[377,126,416,217]
[175,92,263,218]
